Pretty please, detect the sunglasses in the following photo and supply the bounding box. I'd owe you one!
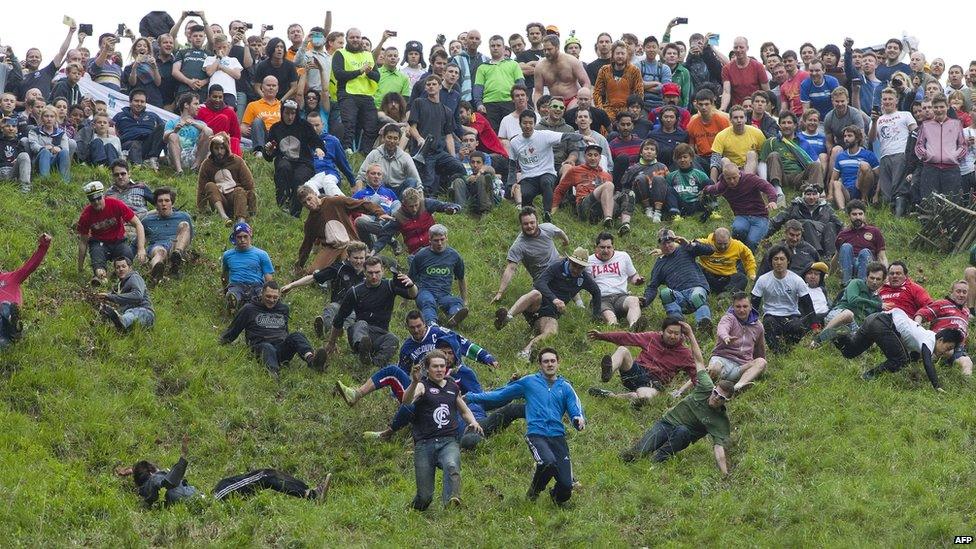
[549,104,565,110]
[712,388,729,402]
[88,195,104,202]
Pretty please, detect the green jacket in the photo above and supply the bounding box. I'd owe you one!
[832,279,881,322]
[669,64,693,108]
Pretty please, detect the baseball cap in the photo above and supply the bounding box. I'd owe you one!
[662,82,681,97]
[807,261,830,275]
[657,228,677,243]
[568,247,589,267]
[545,25,560,36]
[1,117,17,127]
[230,221,253,243]
[282,99,299,111]
[83,181,105,201]
[584,143,603,154]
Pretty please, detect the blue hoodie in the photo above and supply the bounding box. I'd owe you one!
[467,372,583,437]
[312,131,355,183]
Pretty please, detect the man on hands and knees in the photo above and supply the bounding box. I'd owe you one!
[587,317,697,404]
[220,281,327,378]
[642,229,715,331]
[915,280,972,377]
[620,325,732,477]
[495,247,601,362]
[466,348,585,506]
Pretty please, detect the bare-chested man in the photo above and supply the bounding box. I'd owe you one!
[534,35,590,109]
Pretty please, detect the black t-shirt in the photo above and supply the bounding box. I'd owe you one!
[254,59,299,99]
[412,377,460,441]
[155,56,177,105]
[516,49,544,97]
[408,97,453,151]
[19,62,58,100]
[586,58,611,85]
[221,301,290,347]
[564,106,612,135]
[312,261,364,303]
[334,278,411,331]
[0,137,25,167]
[229,45,252,96]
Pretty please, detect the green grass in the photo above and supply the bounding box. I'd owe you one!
[2,158,975,547]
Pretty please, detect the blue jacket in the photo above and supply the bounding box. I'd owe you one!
[352,185,400,215]
[312,131,355,183]
[398,325,495,371]
[112,106,163,143]
[467,372,583,437]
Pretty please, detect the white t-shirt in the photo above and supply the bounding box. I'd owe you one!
[588,251,637,296]
[203,55,243,97]
[752,270,809,316]
[809,286,829,314]
[889,308,935,354]
[876,110,915,158]
[499,111,541,142]
[510,129,563,178]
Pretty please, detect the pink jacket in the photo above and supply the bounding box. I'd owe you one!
[915,118,967,167]
[712,308,766,364]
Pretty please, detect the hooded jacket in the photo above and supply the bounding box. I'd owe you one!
[713,306,766,364]
[769,197,844,255]
[265,104,325,164]
[27,125,68,153]
[196,134,257,213]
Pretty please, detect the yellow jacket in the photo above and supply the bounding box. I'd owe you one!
[696,233,756,278]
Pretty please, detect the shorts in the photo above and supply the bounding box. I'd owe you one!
[148,241,173,255]
[824,307,859,333]
[577,190,635,223]
[620,362,664,392]
[600,293,633,314]
[523,300,560,325]
[710,355,744,382]
[180,144,197,168]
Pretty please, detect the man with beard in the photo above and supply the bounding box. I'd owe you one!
[197,133,257,225]
[516,22,546,101]
[197,85,242,156]
[564,87,611,135]
[593,42,643,121]
[834,200,888,285]
[263,100,326,217]
[828,125,878,210]
[332,28,380,154]
[493,206,569,303]
[533,35,590,108]
[295,186,389,274]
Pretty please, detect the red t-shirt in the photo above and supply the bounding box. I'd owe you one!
[77,197,135,242]
[835,224,885,257]
[878,279,932,317]
[722,59,769,107]
[917,298,969,341]
[779,70,809,116]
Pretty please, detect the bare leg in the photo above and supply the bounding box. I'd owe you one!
[733,358,768,389]
[149,247,168,269]
[522,317,558,355]
[608,386,658,401]
[965,267,976,310]
[594,183,614,218]
[831,180,849,210]
[955,355,973,376]
[742,150,758,174]
[623,296,641,327]
[214,199,230,221]
[508,290,542,317]
[611,345,633,376]
[166,133,183,173]
[601,309,618,325]
[173,221,191,253]
[827,146,842,193]
[857,162,876,204]
[194,128,213,170]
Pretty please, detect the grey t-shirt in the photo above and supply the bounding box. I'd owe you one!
[507,223,564,280]
[823,106,871,144]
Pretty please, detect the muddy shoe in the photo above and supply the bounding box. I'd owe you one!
[600,355,613,382]
[357,336,373,366]
[314,316,326,338]
[588,387,613,398]
[309,348,328,371]
[99,304,126,332]
[494,307,511,330]
[334,380,358,407]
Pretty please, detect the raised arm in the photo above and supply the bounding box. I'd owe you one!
[53,23,77,68]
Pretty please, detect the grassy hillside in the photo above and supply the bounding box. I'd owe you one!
[1,158,974,547]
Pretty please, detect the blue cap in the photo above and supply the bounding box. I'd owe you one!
[230,221,252,243]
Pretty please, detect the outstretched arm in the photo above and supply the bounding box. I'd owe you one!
[714,444,729,476]
[53,23,77,68]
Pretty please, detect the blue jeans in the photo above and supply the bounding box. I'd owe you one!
[419,149,466,196]
[659,286,711,322]
[37,147,71,181]
[412,437,461,510]
[88,138,121,166]
[250,120,267,151]
[388,177,420,199]
[120,307,155,329]
[837,243,874,285]
[630,420,700,462]
[416,289,464,324]
[731,215,769,251]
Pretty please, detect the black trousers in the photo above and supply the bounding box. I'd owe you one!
[526,434,573,503]
[763,314,807,353]
[704,271,748,294]
[632,174,669,207]
[274,159,315,217]
[252,333,313,372]
[837,312,909,371]
[460,402,526,450]
[213,469,317,500]
[122,124,165,164]
[339,95,379,153]
[484,101,513,132]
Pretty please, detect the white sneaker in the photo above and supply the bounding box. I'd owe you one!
[517,350,531,362]
[645,207,655,219]
[651,210,662,223]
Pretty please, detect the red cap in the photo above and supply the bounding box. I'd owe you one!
[662,82,681,97]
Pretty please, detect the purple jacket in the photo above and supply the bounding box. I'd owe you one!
[712,307,766,364]
[915,117,967,167]
[703,172,777,217]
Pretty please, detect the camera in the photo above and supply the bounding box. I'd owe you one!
[264,25,274,31]
[79,23,93,35]
[244,22,253,30]
[186,11,200,17]
[116,24,126,37]
[676,17,689,24]
[892,78,903,87]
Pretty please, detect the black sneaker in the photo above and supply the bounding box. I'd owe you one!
[357,336,373,366]
[99,304,126,332]
[314,316,326,339]
[600,355,613,382]
[309,348,328,371]
[697,317,713,334]
[494,307,510,330]
[618,222,631,236]
[620,448,639,463]
[150,261,165,282]
[313,473,332,503]
[588,386,613,398]
[631,316,648,333]
[862,367,881,381]
[170,250,184,276]
[833,333,853,351]
[445,307,469,328]
[526,485,541,501]
[602,216,613,229]
[542,211,553,223]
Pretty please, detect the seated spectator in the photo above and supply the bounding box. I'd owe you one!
[814,261,886,348]
[221,222,274,313]
[242,76,282,155]
[49,63,83,108]
[643,229,714,331]
[96,257,154,332]
[352,163,401,253]
[203,35,243,110]
[686,89,731,169]
[608,112,645,185]
[77,181,145,286]
[105,160,154,222]
[264,100,326,217]
[697,227,756,295]
[196,85,242,156]
[452,151,500,215]
[387,187,462,256]
[834,200,888,285]
[28,106,71,182]
[220,281,326,377]
[702,161,778,251]
[878,261,932,317]
[0,233,51,350]
[82,114,122,167]
[0,117,32,192]
[768,183,843,258]
[142,187,193,281]
[798,108,828,172]
[751,244,814,353]
[587,232,644,329]
[761,113,824,193]
[164,93,213,175]
[410,224,469,328]
[356,124,422,198]
[552,144,634,235]
[664,143,718,222]
[458,102,509,162]
[709,104,765,180]
[197,134,257,225]
[620,138,670,222]
[804,262,831,326]
[646,105,689,168]
[89,34,124,91]
[124,38,164,107]
[759,219,821,277]
[648,84,691,131]
[113,89,165,169]
[303,111,355,196]
[829,125,878,210]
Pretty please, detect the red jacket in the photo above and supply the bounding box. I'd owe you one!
[878,278,932,317]
[467,112,508,158]
[0,238,49,305]
[594,331,696,386]
[916,298,969,341]
[400,210,435,254]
